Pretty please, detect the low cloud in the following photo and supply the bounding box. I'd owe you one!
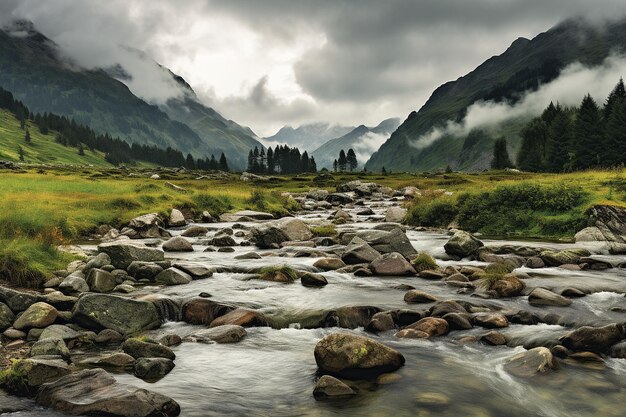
[410,53,626,150]
[351,132,389,166]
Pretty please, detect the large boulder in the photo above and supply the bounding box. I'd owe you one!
[0,287,39,313]
[86,269,117,293]
[356,229,417,259]
[313,258,346,271]
[528,288,572,307]
[127,261,164,281]
[323,306,381,329]
[59,274,90,295]
[314,333,405,378]
[124,213,169,239]
[72,294,161,335]
[251,218,313,248]
[402,317,449,337]
[36,369,180,416]
[341,237,380,264]
[560,323,625,353]
[444,231,483,258]
[491,275,525,297]
[583,205,626,243]
[503,347,559,378]
[540,248,591,266]
[385,207,407,223]
[98,241,165,269]
[13,302,57,330]
[168,209,186,227]
[181,225,209,237]
[162,236,193,252]
[370,253,416,276]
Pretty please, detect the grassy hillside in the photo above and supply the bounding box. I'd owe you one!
[0,109,111,165]
[366,18,626,172]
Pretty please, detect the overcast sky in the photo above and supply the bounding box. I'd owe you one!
[1,0,625,136]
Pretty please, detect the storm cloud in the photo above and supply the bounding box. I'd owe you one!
[1,0,625,135]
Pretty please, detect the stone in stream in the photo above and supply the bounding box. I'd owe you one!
[418,270,447,280]
[370,252,416,276]
[134,358,175,381]
[83,252,111,272]
[155,267,193,285]
[185,325,247,344]
[342,237,380,264]
[122,338,176,360]
[365,312,397,333]
[356,228,417,259]
[314,333,405,378]
[227,210,274,221]
[559,323,625,353]
[0,302,15,331]
[123,212,170,239]
[209,308,268,328]
[313,257,346,271]
[172,262,213,279]
[72,294,161,335]
[59,274,89,295]
[539,248,591,266]
[610,341,626,358]
[80,352,136,369]
[127,261,164,281]
[169,209,186,227]
[472,312,509,328]
[313,375,356,399]
[326,193,354,204]
[1,358,71,395]
[181,225,209,237]
[356,207,375,216]
[444,230,483,258]
[385,207,407,223]
[395,329,430,339]
[251,218,313,248]
[491,275,525,297]
[403,290,438,304]
[429,300,468,317]
[442,313,473,330]
[528,288,572,307]
[182,299,234,325]
[43,292,77,311]
[86,268,117,293]
[162,236,194,252]
[402,317,449,337]
[301,272,328,287]
[481,331,507,346]
[13,302,58,330]
[98,241,165,269]
[29,337,70,359]
[95,329,124,344]
[36,368,181,417]
[210,234,237,247]
[525,256,545,269]
[503,347,559,378]
[323,306,381,329]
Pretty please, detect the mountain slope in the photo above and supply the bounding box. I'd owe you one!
[366,18,626,172]
[0,21,263,170]
[263,123,355,152]
[312,118,400,170]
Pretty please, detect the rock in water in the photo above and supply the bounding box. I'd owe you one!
[123,338,176,360]
[528,288,572,307]
[560,323,625,353]
[98,241,165,269]
[503,347,559,378]
[444,231,483,258]
[370,252,416,276]
[385,207,407,223]
[162,237,193,252]
[134,358,175,381]
[185,325,247,344]
[342,237,380,264]
[86,269,117,293]
[155,268,193,286]
[169,209,186,227]
[356,229,417,259]
[37,368,180,416]
[313,375,356,399]
[314,333,405,378]
[72,294,161,335]
[1,358,70,395]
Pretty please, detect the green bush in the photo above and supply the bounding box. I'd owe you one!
[247,189,268,211]
[479,263,510,290]
[192,193,233,216]
[411,252,438,272]
[407,199,458,228]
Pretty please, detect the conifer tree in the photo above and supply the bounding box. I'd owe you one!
[573,94,603,169]
[490,137,513,169]
[219,153,229,172]
[77,144,85,156]
[266,147,275,174]
[346,148,358,172]
[24,129,31,143]
[185,153,195,170]
[18,145,24,162]
[209,154,218,170]
[603,78,626,119]
[545,109,572,172]
[333,159,338,172]
[338,149,347,172]
[517,118,547,171]
[604,99,626,166]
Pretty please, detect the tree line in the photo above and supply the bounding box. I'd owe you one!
[247,145,317,174]
[0,86,229,170]
[497,78,626,172]
[332,148,358,172]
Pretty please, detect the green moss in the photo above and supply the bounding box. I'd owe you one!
[310,225,337,237]
[0,360,30,395]
[258,265,298,282]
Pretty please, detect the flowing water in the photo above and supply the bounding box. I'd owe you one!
[9,196,626,417]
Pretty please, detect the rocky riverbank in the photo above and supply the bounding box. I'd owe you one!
[1,179,625,416]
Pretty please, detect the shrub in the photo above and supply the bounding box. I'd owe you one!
[479,263,510,290]
[258,265,298,282]
[310,225,337,237]
[407,199,458,228]
[247,189,268,211]
[411,252,439,272]
[192,193,233,216]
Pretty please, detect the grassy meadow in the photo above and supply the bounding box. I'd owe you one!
[0,165,624,287]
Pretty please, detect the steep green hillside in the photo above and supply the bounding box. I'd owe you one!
[0,109,111,165]
[366,18,626,172]
[0,21,263,170]
[312,118,400,170]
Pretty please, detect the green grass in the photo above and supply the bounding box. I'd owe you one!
[310,225,338,237]
[0,359,31,395]
[411,252,439,272]
[479,263,511,290]
[258,265,299,282]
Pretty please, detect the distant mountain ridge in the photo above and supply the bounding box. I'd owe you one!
[263,122,355,152]
[312,118,400,170]
[0,20,264,170]
[366,18,626,172]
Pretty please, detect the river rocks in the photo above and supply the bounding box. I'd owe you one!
[72,294,160,335]
[575,226,607,242]
[38,325,80,342]
[365,312,397,333]
[429,300,467,317]
[98,241,165,269]
[491,275,525,297]
[181,225,209,237]
[181,299,234,325]
[385,207,407,223]
[404,290,438,304]
[125,261,162,281]
[172,263,213,279]
[403,317,449,337]
[525,256,545,269]
[59,274,89,295]
[83,253,111,272]
[528,288,572,307]
[503,347,559,378]
[85,269,117,293]
[560,323,625,353]
[0,287,39,313]
[155,268,193,286]
[124,213,170,239]
[0,302,15,331]
[370,253,416,276]
[134,358,175,381]
[314,258,346,271]
[2,358,70,395]
[13,302,58,330]
[209,233,237,247]
[314,333,405,378]
[584,205,626,242]
[481,331,507,345]
[169,209,186,227]
[81,352,135,369]
[209,308,268,328]
[472,312,509,328]
[313,375,356,399]
[162,236,194,252]
[230,210,274,221]
[418,269,447,280]
[29,337,70,359]
[36,368,180,416]
[444,231,483,258]
[94,329,124,344]
[251,218,313,248]
[301,272,328,287]
[342,237,380,264]
[356,229,417,259]
[609,341,626,358]
[186,325,247,343]
[123,338,175,360]
[540,248,591,266]
[395,329,429,338]
[442,312,473,330]
[326,193,354,204]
